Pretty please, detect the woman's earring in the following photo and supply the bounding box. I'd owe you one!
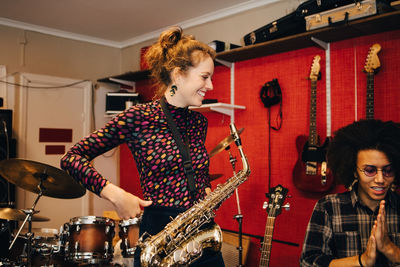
[170,85,178,97]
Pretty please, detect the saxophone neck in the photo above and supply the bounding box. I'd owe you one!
[230,123,250,176]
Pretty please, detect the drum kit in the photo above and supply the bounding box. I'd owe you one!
[0,129,244,267]
[0,159,140,267]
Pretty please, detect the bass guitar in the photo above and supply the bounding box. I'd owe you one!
[259,184,289,267]
[363,43,381,119]
[293,55,333,193]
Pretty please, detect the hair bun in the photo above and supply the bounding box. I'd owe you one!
[160,26,182,51]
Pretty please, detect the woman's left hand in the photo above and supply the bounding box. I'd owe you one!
[205,187,211,195]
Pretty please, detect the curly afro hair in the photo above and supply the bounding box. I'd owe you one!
[327,119,400,188]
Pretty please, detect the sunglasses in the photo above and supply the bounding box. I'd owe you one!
[357,165,395,178]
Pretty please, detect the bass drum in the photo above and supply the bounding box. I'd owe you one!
[64,216,115,264]
[7,235,28,264]
[0,220,11,259]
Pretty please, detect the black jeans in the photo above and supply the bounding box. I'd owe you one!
[134,205,225,267]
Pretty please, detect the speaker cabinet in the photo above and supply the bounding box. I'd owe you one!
[0,109,16,208]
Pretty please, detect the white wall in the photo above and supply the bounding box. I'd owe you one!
[121,0,303,72]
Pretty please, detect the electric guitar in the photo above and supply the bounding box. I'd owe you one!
[259,184,289,267]
[363,43,381,119]
[292,55,334,193]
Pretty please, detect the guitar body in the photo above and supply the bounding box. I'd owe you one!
[292,55,334,193]
[293,135,334,192]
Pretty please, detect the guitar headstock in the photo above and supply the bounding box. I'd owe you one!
[265,184,289,217]
[309,55,321,81]
[364,43,381,74]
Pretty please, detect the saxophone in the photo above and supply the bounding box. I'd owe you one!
[137,123,250,267]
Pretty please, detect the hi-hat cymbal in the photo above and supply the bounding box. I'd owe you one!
[0,159,86,199]
[210,173,223,181]
[209,128,244,158]
[0,208,50,222]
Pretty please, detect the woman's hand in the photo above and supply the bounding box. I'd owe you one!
[205,187,212,195]
[100,183,152,220]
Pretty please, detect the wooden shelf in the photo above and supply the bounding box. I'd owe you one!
[98,70,151,84]
[189,103,246,117]
[217,10,400,62]
[97,10,400,84]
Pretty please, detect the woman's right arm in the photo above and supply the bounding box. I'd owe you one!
[60,112,151,219]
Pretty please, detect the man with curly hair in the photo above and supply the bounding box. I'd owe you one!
[300,119,400,267]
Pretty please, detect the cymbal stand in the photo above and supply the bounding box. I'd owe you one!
[9,170,47,266]
[226,146,244,267]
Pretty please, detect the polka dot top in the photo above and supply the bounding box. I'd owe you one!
[60,99,211,208]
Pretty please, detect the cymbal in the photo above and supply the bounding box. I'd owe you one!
[0,159,86,199]
[210,173,223,181]
[0,208,50,222]
[209,128,244,158]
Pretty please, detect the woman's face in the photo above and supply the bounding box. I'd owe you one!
[356,149,395,210]
[173,55,214,107]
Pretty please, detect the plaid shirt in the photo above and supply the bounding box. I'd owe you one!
[300,186,400,267]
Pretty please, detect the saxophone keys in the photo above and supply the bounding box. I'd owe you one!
[186,240,202,256]
[173,248,188,265]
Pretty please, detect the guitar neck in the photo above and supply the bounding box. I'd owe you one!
[366,72,374,119]
[309,80,318,146]
[259,216,276,267]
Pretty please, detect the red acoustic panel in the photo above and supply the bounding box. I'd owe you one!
[39,128,72,142]
[119,143,143,199]
[45,145,65,155]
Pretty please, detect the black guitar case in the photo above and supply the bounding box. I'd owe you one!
[243,0,393,46]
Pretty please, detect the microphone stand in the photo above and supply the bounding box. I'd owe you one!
[226,146,244,267]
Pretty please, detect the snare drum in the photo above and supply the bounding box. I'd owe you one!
[64,216,115,264]
[118,217,141,257]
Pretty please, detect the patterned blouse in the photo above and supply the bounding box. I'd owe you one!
[300,185,400,267]
[60,99,211,208]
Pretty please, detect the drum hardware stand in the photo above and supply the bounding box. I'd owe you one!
[9,170,48,267]
[226,145,244,267]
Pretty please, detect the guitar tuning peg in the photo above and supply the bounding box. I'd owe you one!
[262,201,268,209]
[283,203,290,211]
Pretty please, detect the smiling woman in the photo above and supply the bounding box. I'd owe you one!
[300,119,400,267]
[60,26,225,267]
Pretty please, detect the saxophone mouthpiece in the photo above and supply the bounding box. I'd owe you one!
[229,123,242,147]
